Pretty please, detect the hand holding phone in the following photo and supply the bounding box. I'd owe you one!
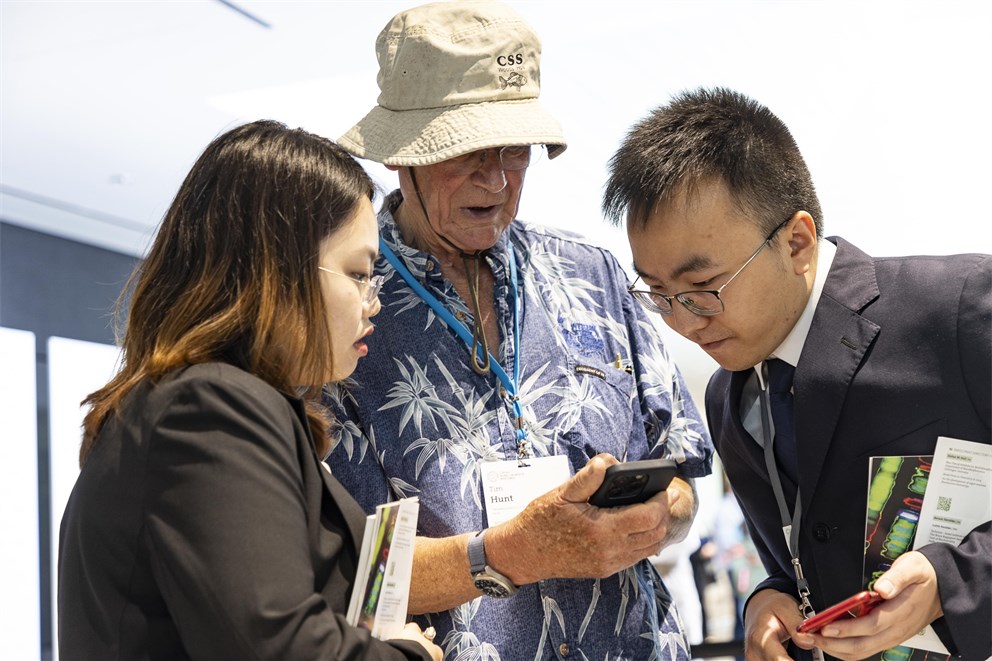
[588,458,676,507]
[796,590,882,634]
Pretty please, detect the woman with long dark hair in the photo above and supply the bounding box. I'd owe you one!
[58,120,440,661]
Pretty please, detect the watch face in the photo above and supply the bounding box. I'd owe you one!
[474,577,515,598]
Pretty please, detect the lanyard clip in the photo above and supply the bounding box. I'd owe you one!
[516,439,531,466]
[792,558,816,619]
[515,418,531,465]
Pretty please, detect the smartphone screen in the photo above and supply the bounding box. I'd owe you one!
[588,458,676,507]
[796,590,882,634]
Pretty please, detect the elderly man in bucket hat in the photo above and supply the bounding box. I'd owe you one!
[322,2,713,658]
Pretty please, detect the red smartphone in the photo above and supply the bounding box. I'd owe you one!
[796,590,882,634]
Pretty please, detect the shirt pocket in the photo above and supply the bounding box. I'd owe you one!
[546,354,637,460]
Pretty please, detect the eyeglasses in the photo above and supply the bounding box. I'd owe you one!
[441,145,540,177]
[629,216,792,317]
[318,267,384,305]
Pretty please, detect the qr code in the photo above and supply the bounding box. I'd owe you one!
[936,496,952,512]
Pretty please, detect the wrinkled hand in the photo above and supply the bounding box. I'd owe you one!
[388,622,443,661]
[797,552,943,660]
[743,589,803,661]
[487,454,682,584]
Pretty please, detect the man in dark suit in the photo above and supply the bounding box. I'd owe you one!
[602,87,990,660]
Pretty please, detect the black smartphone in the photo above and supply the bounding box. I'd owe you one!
[588,458,677,507]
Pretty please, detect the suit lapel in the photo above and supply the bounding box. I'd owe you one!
[795,238,880,507]
[319,461,368,558]
[718,369,770,478]
[286,393,369,558]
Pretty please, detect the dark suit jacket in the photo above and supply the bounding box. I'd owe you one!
[58,363,430,661]
[706,238,991,659]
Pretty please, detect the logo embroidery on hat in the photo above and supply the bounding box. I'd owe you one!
[499,72,527,90]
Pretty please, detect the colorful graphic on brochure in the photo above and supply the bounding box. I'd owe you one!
[346,497,420,641]
[863,455,949,661]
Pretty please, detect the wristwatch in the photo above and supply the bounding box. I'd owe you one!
[467,530,518,598]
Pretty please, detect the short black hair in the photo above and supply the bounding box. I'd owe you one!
[603,87,822,237]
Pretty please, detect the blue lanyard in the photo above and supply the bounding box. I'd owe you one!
[379,239,530,459]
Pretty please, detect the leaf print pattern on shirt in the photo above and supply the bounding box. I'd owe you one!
[322,193,713,660]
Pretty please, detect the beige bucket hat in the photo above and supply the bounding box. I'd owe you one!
[339,0,567,166]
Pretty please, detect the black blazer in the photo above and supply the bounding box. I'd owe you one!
[58,363,430,661]
[706,238,991,659]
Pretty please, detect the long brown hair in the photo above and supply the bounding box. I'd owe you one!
[80,120,375,465]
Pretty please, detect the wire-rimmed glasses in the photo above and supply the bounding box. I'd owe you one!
[318,267,384,305]
[440,145,543,177]
[629,216,792,317]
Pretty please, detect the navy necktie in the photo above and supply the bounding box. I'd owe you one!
[766,358,799,483]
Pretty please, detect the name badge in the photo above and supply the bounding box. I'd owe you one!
[480,455,571,527]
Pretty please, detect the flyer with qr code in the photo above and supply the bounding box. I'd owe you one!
[908,437,991,654]
[862,437,990,657]
[915,437,992,548]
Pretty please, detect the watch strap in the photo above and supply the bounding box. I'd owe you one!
[467,530,488,574]
[467,529,519,597]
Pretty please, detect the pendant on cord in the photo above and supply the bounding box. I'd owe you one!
[463,250,492,375]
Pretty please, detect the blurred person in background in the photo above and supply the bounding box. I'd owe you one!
[712,473,767,658]
[651,520,706,646]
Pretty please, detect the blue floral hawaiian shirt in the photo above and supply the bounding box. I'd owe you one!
[324,191,713,660]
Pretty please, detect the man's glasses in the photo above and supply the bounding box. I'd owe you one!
[629,216,792,317]
[441,145,540,177]
[318,267,384,305]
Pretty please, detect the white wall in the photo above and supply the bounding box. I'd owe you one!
[46,337,121,659]
[0,327,41,660]
[0,332,118,659]
[0,331,120,659]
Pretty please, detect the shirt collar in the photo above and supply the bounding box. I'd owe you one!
[754,237,836,383]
